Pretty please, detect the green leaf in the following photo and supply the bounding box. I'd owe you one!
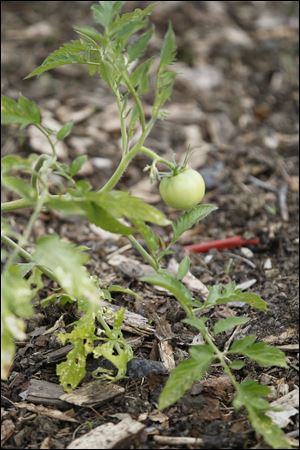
[141,272,194,316]
[32,235,99,310]
[130,58,153,94]
[234,380,291,449]
[1,154,38,174]
[91,1,124,29]
[56,121,74,141]
[25,40,89,79]
[106,285,142,300]
[172,204,218,243]
[87,191,171,226]
[230,341,288,368]
[229,335,257,353]
[229,360,245,370]
[213,316,250,335]
[159,22,176,71]
[134,220,159,254]
[81,201,135,235]
[176,255,190,281]
[1,175,35,199]
[1,95,41,128]
[128,28,153,62]
[1,266,34,378]
[57,313,96,391]
[159,344,214,410]
[183,316,208,334]
[69,155,87,177]
[206,283,268,311]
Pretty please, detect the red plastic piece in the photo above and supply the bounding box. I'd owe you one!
[184,236,260,253]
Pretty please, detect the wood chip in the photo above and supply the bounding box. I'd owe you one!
[67,417,145,449]
[21,379,69,409]
[100,300,155,336]
[1,419,15,446]
[14,402,78,423]
[267,389,299,428]
[158,340,176,371]
[153,435,203,447]
[60,380,124,407]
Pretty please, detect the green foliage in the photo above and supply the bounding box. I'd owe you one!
[56,121,74,141]
[141,271,195,317]
[91,1,124,30]
[25,41,89,79]
[171,204,218,243]
[159,344,215,410]
[229,337,288,368]
[1,266,35,378]
[213,316,250,335]
[1,95,41,128]
[205,282,268,311]
[176,255,190,281]
[57,313,96,391]
[32,235,99,311]
[234,380,291,449]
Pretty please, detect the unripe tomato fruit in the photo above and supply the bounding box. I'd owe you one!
[159,168,205,210]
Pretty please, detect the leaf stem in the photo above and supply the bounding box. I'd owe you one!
[140,146,176,170]
[1,234,57,282]
[128,235,159,270]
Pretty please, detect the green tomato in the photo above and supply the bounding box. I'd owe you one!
[159,168,206,210]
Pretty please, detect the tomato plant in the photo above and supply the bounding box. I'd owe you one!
[159,168,205,210]
[1,2,290,448]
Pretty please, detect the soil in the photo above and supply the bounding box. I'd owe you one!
[1,1,299,449]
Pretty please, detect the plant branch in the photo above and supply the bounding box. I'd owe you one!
[128,235,159,270]
[1,234,57,282]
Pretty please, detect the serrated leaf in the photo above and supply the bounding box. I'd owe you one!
[81,201,135,235]
[87,191,171,226]
[130,58,153,94]
[1,95,41,128]
[1,154,38,174]
[229,335,257,353]
[176,255,190,281]
[1,175,35,199]
[234,380,291,449]
[134,220,158,254]
[213,316,250,335]
[128,28,153,62]
[206,283,267,311]
[1,266,34,378]
[91,1,124,29]
[32,235,99,310]
[57,121,74,141]
[183,316,209,333]
[141,271,194,316]
[25,40,89,79]
[69,155,87,177]
[159,22,176,71]
[230,341,288,368]
[229,360,245,370]
[172,204,218,243]
[57,313,96,391]
[159,344,214,410]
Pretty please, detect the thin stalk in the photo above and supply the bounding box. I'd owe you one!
[1,234,57,282]
[1,198,35,212]
[122,72,146,131]
[201,326,239,389]
[35,124,57,158]
[140,146,176,170]
[4,191,47,269]
[128,235,159,270]
[115,91,128,154]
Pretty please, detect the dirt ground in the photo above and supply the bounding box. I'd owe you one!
[1,1,299,449]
